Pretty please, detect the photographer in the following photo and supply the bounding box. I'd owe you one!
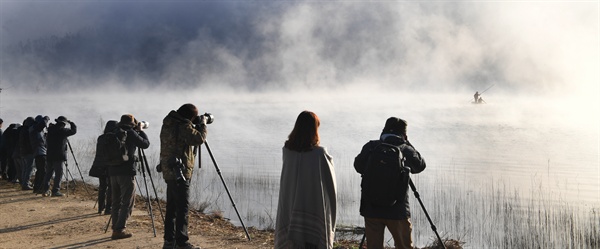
[353,117,426,249]
[109,114,150,240]
[159,103,207,249]
[30,115,50,194]
[42,116,77,197]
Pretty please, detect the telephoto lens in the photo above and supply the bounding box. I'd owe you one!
[139,121,149,129]
[203,113,214,124]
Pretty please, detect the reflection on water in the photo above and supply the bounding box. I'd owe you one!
[3,91,598,247]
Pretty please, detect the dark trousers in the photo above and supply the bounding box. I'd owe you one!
[110,175,135,232]
[0,153,7,178]
[164,180,190,245]
[42,160,64,193]
[6,156,17,182]
[98,176,112,213]
[32,155,46,192]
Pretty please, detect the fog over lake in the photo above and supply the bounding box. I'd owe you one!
[1,1,598,247]
[2,89,598,247]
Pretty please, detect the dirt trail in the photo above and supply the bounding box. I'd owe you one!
[0,180,273,249]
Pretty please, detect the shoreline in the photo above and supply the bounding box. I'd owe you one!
[0,179,273,249]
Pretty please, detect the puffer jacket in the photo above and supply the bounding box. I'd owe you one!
[354,134,426,220]
[159,110,207,181]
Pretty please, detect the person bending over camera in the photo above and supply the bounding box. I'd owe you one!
[109,114,150,240]
[159,104,207,249]
[354,117,426,249]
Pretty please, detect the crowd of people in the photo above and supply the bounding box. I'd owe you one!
[0,115,77,197]
[0,105,427,249]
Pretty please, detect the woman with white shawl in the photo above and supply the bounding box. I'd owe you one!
[275,111,337,249]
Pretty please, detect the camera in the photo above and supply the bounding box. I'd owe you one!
[168,157,186,184]
[138,121,149,129]
[195,113,214,125]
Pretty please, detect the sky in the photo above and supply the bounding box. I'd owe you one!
[0,1,598,97]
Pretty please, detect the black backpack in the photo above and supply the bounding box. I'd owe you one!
[94,127,128,166]
[362,142,409,207]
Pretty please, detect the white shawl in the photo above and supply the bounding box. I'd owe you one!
[274,146,337,249]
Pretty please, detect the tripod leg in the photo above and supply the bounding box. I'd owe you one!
[409,179,446,249]
[67,140,92,196]
[204,141,251,241]
[63,165,70,197]
[359,231,366,249]
[136,150,157,237]
[140,149,165,222]
[104,215,112,233]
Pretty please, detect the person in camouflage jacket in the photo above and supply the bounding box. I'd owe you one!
[159,103,207,249]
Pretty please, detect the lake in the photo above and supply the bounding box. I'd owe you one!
[2,89,598,248]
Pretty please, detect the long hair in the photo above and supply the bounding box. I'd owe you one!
[284,111,320,152]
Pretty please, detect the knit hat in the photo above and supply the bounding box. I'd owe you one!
[176,103,199,121]
[381,117,407,136]
[119,114,136,127]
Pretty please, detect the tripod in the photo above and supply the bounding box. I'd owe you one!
[66,140,92,196]
[358,178,446,249]
[204,141,251,241]
[409,178,445,248]
[104,149,164,237]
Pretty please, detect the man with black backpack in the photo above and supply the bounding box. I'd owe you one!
[354,117,426,249]
[108,114,150,240]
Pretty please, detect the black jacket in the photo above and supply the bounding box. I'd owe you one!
[107,126,150,176]
[46,122,77,162]
[354,134,426,220]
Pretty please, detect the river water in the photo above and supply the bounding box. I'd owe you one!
[3,89,598,247]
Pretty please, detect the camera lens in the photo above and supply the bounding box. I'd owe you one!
[139,121,149,129]
[203,113,214,124]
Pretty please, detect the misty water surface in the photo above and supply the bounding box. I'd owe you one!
[1,89,597,247]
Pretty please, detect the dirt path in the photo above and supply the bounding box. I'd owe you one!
[0,180,273,249]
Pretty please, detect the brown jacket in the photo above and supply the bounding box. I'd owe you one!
[159,110,207,181]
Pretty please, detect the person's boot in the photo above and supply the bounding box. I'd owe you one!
[177,242,201,249]
[162,240,175,249]
[51,191,64,197]
[111,229,133,240]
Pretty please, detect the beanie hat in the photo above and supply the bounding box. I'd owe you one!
[119,114,136,127]
[381,117,407,136]
[177,103,199,121]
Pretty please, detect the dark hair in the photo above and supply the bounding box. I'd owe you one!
[284,111,320,152]
[177,103,199,121]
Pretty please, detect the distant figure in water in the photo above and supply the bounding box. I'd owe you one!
[474,91,481,103]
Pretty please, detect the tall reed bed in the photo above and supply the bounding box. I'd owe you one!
[68,139,598,248]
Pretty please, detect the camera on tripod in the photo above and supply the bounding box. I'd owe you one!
[168,157,187,184]
[196,113,214,125]
[138,121,149,129]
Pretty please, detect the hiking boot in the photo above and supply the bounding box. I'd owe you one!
[51,191,64,197]
[43,190,51,197]
[22,185,33,190]
[177,242,201,249]
[111,230,133,240]
[162,240,175,249]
